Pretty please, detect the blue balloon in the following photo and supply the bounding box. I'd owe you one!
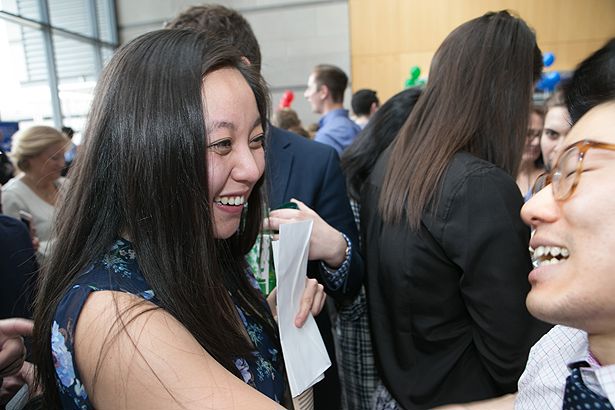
[542,71,561,91]
[543,52,555,68]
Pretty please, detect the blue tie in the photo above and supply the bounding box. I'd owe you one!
[562,366,614,410]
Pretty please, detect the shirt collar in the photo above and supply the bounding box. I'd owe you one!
[319,108,349,127]
[567,330,602,369]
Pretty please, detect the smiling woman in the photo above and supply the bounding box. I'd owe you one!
[29,29,324,410]
[204,68,266,239]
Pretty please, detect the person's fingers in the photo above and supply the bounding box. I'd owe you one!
[0,319,33,340]
[294,278,319,328]
[311,284,326,316]
[268,209,301,220]
[0,338,26,378]
[290,198,308,211]
[19,362,35,386]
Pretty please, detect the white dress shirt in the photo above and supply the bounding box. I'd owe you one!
[516,325,615,409]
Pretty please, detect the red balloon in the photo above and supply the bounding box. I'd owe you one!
[279,90,295,109]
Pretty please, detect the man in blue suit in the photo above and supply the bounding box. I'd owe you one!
[167,6,364,409]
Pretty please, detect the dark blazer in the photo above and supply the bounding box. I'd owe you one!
[0,215,38,320]
[266,126,364,410]
[361,150,549,409]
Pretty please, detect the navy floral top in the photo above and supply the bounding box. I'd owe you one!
[52,239,286,409]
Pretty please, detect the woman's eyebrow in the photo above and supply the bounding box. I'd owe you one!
[207,120,236,133]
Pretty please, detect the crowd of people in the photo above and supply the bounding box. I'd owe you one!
[0,4,614,410]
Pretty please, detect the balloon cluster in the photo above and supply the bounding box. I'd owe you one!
[536,52,561,92]
[278,90,295,110]
[404,66,425,88]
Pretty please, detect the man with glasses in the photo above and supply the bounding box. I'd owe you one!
[514,38,615,410]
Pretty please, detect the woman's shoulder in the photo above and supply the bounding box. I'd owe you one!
[1,176,25,194]
[54,239,156,333]
[51,239,158,407]
[433,152,519,220]
[445,152,515,192]
[68,239,155,302]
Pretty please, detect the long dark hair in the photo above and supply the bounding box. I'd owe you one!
[380,10,542,229]
[341,87,422,201]
[32,29,274,406]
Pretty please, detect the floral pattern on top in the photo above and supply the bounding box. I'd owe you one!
[52,238,285,409]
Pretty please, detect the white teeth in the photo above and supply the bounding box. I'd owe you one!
[214,195,245,206]
[531,245,570,267]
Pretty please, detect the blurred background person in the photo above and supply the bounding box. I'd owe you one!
[2,126,69,259]
[541,87,572,170]
[60,126,77,177]
[339,86,422,410]
[273,108,311,139]
[516,105,545,201]
[0,147,15,185]
[351,88,379,129]
[304,64,360,154]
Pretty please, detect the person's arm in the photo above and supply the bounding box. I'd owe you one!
[266,148,364,300]
[266,198,362,300]
[75,291,286,410]
[442,169,539,391]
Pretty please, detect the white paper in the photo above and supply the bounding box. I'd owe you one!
[271,219,331,397]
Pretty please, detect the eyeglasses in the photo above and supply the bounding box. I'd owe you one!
[532,139,615,201]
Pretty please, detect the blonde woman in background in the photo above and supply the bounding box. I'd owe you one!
[2,125,69,257]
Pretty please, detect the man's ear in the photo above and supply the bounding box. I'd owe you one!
[319,84,330,100]
[370,102,379,115]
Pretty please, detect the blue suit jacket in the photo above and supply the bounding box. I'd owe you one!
[266,126,364,410]
[266,126,363,300]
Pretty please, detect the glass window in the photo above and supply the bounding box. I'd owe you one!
[0,0,117,132]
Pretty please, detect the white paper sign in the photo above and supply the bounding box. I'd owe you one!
[271,219,331,397]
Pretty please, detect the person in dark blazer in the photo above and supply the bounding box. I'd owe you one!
[361,12,550,410]
[0,214,38,320]
[166,6,364,409]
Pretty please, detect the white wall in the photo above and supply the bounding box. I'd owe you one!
[116,0,353,126]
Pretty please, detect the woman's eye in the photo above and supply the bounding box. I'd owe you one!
[249,134,265,149]
[544,129,559,139]
[208,139,232,155]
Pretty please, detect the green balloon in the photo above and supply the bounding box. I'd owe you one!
[410,66,421,80]
[405,78,415,87]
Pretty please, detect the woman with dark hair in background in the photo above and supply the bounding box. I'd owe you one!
[541,88,572,170]
[516,105,545,201]
[338,87,422,410]
[30,29,324,410]
[361,11,549,409]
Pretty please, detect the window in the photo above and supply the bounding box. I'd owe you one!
[0,0,117,143]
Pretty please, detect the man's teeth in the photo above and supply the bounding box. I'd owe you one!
[532,245,570,267]
[214,196,245,206]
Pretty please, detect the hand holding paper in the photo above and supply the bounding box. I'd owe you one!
[271,220,331,398]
